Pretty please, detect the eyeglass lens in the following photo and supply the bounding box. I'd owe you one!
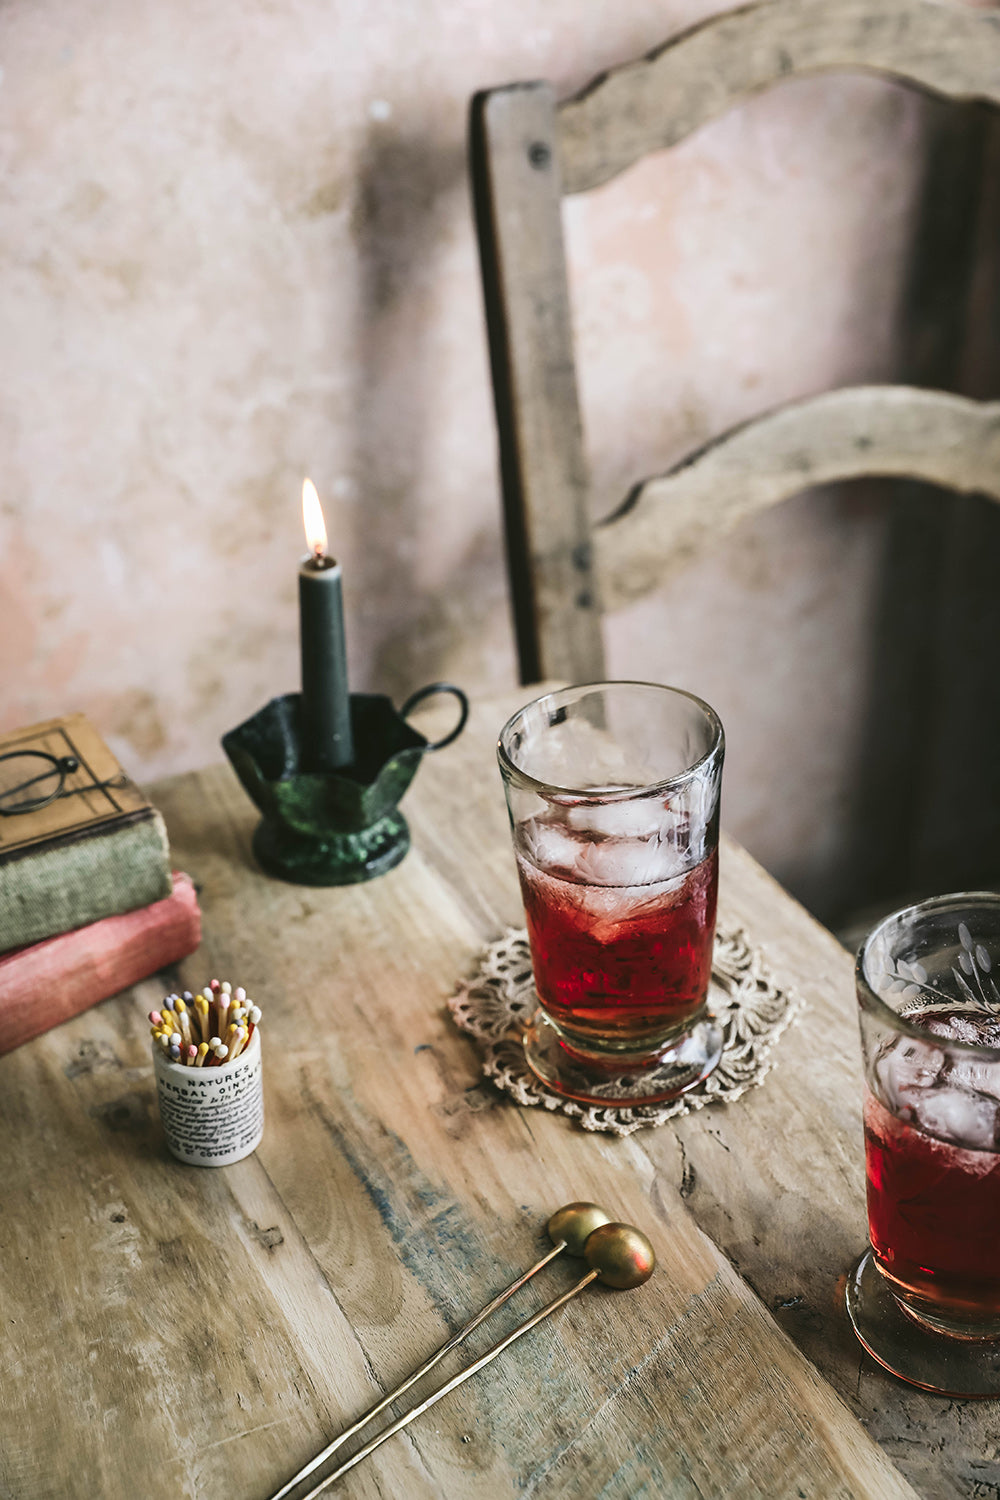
[0,752,79,814]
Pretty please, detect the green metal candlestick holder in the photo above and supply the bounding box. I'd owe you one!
[221,684,468,886]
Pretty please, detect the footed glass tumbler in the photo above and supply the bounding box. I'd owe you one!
[498,681,724,1106]
[847,893,1000,1395]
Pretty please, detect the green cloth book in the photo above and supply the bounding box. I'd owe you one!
[0,714,173,951]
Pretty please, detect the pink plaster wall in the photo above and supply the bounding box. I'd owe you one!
[0,1,954,911]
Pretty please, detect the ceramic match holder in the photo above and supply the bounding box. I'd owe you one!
[153,1030,264,1166]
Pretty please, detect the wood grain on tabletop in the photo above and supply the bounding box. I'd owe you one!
[0,687,940,1500]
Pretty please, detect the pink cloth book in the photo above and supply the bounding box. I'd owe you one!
[0,871,201,1054]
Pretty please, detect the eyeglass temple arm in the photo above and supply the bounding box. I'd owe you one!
[0,766,61,800]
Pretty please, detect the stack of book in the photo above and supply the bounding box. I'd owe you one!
[0,714,201,1054]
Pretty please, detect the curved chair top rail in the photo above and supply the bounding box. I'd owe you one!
[596,385,1000,609]
[558,0,1000,195]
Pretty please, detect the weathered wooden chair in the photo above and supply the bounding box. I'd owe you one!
[470,0,1000,687]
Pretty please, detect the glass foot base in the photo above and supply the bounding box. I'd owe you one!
[846,1250,1000,1396]
[522,1007,723,1107]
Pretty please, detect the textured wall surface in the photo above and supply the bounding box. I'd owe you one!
[0,0,956,915]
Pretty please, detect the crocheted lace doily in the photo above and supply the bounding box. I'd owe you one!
[448,925,803,1136]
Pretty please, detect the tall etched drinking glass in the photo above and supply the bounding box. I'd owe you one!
[498,682,724,1105]
[848,893,1000,1395]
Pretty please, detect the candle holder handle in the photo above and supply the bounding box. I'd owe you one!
[400,683,469,751]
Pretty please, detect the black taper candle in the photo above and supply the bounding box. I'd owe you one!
[299,481,354,772]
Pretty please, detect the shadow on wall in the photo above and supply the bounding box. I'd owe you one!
[346,122,512,705]
[836,100,1000,934]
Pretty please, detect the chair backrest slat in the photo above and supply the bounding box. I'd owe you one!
[471,0,1000,684]
[471,83,606,684]
[559,0,1000,195]
[598,386,1000,609]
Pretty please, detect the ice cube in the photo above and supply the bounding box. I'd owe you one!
[576,883,682,943]
[516,855,627,943]
[922,1012,1000,1047]
[568,881,633,942]
[957,1012,1000,1048]
[914,1009,1000,1098]
[571,835,685,890]
[875,1037,944,1114]
[519,816,586,876]
[565,798,679,842]
[946,1058,1000,1103]
[912,1083,1000,1155]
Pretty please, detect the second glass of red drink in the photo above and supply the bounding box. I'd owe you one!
[498,681,725,1105]
[848,892,1000,1395]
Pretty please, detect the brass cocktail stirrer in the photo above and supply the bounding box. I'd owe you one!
[298,1221,655,1500]
[269,1203,612,1500]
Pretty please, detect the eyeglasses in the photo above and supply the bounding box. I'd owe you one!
[0,750,127,816]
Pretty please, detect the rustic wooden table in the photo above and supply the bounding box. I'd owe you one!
[0,688,991,1499]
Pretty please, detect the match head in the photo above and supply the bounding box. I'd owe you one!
[583,1222,656,1289]
[546,1202,613,1258]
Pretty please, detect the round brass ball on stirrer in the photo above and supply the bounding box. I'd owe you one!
[547,1200,613,1256]
[296,1219,657,1500]
[584,1221,656,1288]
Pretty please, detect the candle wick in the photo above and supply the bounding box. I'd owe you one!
[312,544,326,565]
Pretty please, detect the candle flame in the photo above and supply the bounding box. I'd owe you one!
[302,478,327,559]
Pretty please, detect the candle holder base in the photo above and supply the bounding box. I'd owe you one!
[251,809,410,886]
[222,685,467,887]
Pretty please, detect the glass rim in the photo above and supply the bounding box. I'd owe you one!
[497,679,724,802]
[856,890,1000,1060]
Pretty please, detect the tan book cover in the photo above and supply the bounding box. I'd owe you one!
[0,714,173,950]
[0,713,154,863]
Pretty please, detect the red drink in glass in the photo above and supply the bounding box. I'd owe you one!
[516,838,718,1048]
[499,682,724,1104]
[865,1008,1000,1329]
[849,895,1000,1391]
